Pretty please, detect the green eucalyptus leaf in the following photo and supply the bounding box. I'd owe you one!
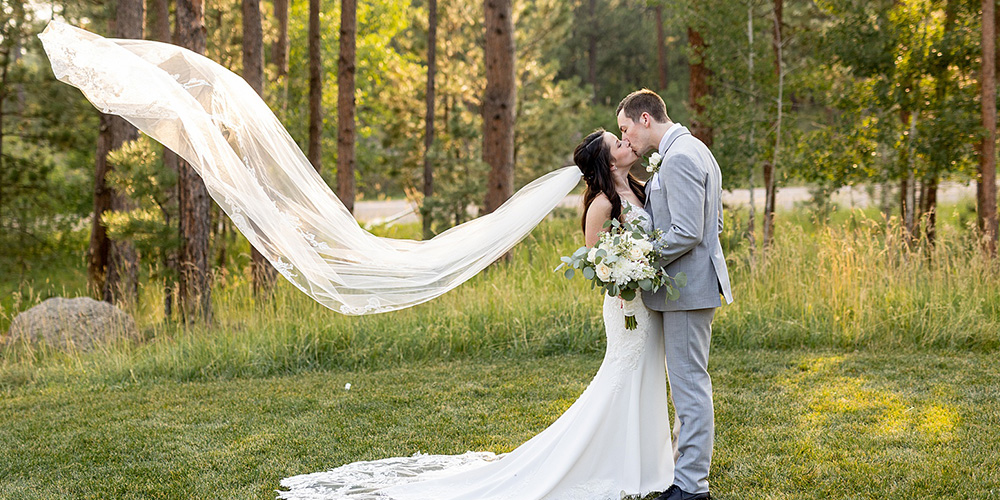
[675,272,687,288]
[583,267,595,280]
[564,268,575,280]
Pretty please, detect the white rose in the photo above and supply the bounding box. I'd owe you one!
[646,152,663,173]
[628,245,645,261]
[587,247,599,262]
[637,239,654,253]
[595,262,612,282]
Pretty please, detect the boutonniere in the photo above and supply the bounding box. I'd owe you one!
[645,152,662,174]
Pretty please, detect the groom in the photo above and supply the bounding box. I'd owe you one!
[617,89,733,500]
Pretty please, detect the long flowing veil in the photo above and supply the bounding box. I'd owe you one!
[38,21,582,315]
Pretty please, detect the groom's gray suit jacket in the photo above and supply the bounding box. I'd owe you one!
[642,125,733,311]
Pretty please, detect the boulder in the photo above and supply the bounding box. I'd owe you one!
[5,297,138,351]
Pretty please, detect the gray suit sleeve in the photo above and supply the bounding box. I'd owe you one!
[718,202,724,235]
[654,153,706,265]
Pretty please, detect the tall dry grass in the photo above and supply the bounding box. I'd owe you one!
[2,205,997,390]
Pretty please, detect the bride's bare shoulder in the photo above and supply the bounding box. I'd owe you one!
[586,193,613,213]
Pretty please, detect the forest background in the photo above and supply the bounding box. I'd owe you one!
[3,0,996,318]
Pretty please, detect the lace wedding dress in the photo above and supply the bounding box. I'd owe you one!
[279,203,673,500]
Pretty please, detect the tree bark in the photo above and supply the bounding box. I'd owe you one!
[762,0,781,249]
[89,115,113,293]
[242,0,263,96]
[920,175,938,245]
[147,0,170,42]
[96,0,144,304]
[307,0,323,173]
[656,4,668,91]
[897,109,918,241]
[978,0,998,256]
[272,0,289,78]
[146,0,175,316]
[176,0,213,322]
[745,2,756,255]
[422,0,438,239]
[242,0,275,294]
[337,0,357,214]
[687,26,712,147]
[272,0,289,113]
[0,50,6,233]
[483,0,517,215]
[587,0,598,103]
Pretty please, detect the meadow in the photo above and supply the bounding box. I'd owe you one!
[1,202,999,498]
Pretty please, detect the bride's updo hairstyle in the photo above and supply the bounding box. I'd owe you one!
[574,128,646,233]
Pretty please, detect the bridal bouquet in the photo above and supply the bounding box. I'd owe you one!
[556,205,685,330]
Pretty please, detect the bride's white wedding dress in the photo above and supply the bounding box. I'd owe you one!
[279,203,674,500]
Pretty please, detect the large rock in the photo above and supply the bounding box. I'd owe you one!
[5,297,138,351]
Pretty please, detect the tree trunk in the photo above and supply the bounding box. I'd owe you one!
[242,0,263,97]
[97,0,144,304]
[147,0,175,316]
[307,0,323,173]
[687,26,712,147]
[656,4,668,91]
[147,0,171,42]
[745,2,757,255]
[272,0,289,113]
[483,0,516,215]
[920,175,938,245]
[89,115,113,294]
[422,0,438,239]
[978,0,998,256]
[242,0,275,294]
[176,0,213,322]
[0,52,6,233]
[762,0,782,250]
[904,167,916,236]
[587,0,597,103]
[337,0,357,214]
[101,114,140,305]
[272,0,289,78]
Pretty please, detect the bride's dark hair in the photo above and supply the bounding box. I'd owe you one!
[574,128,646,233]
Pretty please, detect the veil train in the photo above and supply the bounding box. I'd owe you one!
[38,21,582,315]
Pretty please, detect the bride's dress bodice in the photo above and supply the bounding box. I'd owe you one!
[602,200,655,389]
[279,201,672,500]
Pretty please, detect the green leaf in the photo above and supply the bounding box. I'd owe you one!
[639,279,652,290]
[620,289,636,301]
[675,272,687,288]
[564,268,575,280]
[602,220,613,228]
[583,267,595,280]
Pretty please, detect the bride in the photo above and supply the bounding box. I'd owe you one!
[279,129,674,500]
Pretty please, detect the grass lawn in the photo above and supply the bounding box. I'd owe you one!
[2,348,998,499]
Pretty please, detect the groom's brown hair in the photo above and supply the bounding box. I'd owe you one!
[616,89,670,124]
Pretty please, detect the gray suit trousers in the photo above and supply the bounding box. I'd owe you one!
[662,307,715,494]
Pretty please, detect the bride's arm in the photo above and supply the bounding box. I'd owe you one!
[584,195,613,247]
